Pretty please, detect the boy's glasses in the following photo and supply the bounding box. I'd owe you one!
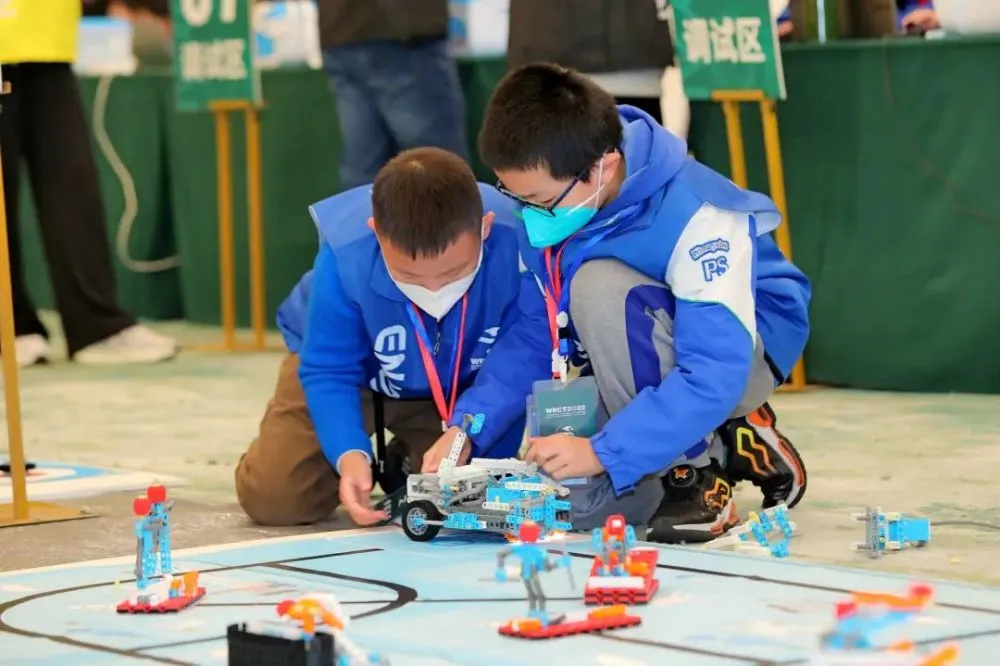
[494,168,588,218]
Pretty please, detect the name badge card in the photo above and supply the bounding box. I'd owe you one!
[532,375,599,437]
[527,376,600,488]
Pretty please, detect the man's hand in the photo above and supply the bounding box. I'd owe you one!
[338,451,388,526]
[902,8,939,32]
[421,426,471,473]
[777,20,794,38]
[523,433,604,480]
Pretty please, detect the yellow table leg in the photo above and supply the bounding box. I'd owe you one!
[245,106,266,351]
[187,102,280,354]
[720,100,748,189]
[214,106,237,351]
[759,98,807,391]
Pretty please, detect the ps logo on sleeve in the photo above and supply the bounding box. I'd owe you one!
[690,238,731,283]
[701,256,729,282]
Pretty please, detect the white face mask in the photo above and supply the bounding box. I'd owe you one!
[392,241,483,320]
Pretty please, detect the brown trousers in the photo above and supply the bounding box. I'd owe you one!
[235,353,442,525]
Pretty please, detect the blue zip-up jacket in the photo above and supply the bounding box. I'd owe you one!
[276,183,526,470]
[455,106,810,494]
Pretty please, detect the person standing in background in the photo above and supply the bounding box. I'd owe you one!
[103,0,174,67]
[506,0,684,138]
[317,0,470,191]
[0,0,178,366]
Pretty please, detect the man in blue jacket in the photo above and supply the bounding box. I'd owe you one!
[235,147,525,527]
[435,63,811,543]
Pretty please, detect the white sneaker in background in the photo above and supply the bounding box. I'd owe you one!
[13,334,51,367]
[73,325,179,365]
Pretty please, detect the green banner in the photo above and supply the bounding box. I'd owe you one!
[170,0,260,111]
[672,0,786,100]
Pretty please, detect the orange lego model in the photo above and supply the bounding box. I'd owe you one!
[584,515,659,605]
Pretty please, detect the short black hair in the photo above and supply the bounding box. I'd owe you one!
[478,62,622,182]
[371,148,483,259]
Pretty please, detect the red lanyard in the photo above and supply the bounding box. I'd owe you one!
[408,295,468,429]
[543,243,577,380]
[542,245,569,353]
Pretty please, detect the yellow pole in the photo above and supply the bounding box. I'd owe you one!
[0,146,29,521]
[245,106,266,350]
[710,91,807,391]
[720,100,748,189]
[759,98,806,390]
[213,107,237,351]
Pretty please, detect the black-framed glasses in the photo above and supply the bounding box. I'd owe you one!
[494,167,590,218]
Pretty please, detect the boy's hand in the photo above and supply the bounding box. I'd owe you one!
[524,434,604,480]
[338,451,388,526]
[421,426,471,472]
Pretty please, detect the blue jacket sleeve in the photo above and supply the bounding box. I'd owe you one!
[298,245,373,472]
[590,206,761,494]
[450,268,552,455]
[778,8,791,22]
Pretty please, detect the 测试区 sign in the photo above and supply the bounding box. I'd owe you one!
[170,0,260,111]
[671,0,786,100]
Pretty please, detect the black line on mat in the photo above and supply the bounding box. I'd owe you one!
[130,563,419,653]
[261,563,417,620]
[0,547,382,664]
[593,632,776,665]
[199,595,581,608]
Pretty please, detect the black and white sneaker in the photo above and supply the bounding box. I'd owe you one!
[721,402,807,509]
[648,464,740,544]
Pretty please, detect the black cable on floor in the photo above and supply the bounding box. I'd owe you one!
[931,520,1000,531]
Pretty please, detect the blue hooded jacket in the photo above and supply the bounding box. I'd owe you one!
[455,106,811,494]
[276,183,526,470]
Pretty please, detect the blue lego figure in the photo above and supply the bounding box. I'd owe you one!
[737,506,794,557]
[495,520,573,626]
[133,485,173,590]
[591,514,636,576]
[853,507,931,558]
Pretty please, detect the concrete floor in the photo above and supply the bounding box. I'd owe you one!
[2,317,1000,586]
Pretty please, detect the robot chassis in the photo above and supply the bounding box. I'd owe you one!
[401,414,572,541]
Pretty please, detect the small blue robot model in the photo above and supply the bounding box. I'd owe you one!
[495,521,573,626]
[852,506,931,558]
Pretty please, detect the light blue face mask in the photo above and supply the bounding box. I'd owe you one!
[522,161,606,248]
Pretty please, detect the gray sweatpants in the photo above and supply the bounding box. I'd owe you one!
[565,259,777,530]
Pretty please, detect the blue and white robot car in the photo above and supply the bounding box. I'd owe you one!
[400,414,573,541]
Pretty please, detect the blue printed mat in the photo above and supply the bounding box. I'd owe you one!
[0,462,184,502]
[0,528,998,665]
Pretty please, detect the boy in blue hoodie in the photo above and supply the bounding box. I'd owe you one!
[235,147,526,527]
[430,63,811,543]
